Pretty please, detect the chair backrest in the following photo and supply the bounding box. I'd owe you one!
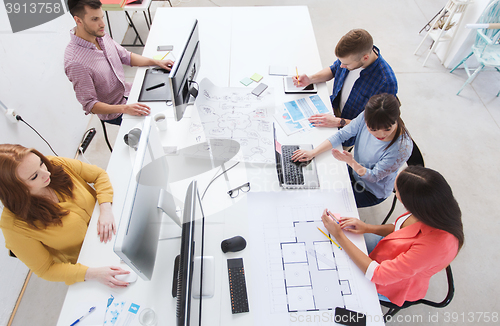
[407,141,425,167]
[474,0,500,52]
[380,265,455,320]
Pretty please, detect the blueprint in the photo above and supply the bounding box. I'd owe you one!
[247,189,371,326]
[195,78,275,163]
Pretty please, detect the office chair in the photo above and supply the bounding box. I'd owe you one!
[100,120,113,152]
[381,141,424,225]
[450,0,500,96]
[380,265,455,323]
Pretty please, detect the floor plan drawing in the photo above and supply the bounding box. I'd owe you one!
[281,220,356,312]
[247,190,373,325]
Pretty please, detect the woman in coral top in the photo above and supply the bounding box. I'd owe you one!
[321,166,464,306]
[0,144,130,287]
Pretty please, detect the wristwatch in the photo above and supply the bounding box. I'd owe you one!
[339,118,346,127]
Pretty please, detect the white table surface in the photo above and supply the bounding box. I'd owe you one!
[57,6,384,326]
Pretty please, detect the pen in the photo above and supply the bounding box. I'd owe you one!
[295,66,300,86]
[146,82,165,91]
[326,211,340,225]
[317,227,342,250]
[70,306,96,326]
[161,51,170,60]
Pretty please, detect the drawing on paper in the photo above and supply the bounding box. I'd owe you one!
[195,78,275,163]
[281,220,355,312]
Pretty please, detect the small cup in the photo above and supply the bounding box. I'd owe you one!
[139,308,157,326]
[154,112,168,131]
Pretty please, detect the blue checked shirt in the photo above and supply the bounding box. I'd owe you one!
[329,46,397,146]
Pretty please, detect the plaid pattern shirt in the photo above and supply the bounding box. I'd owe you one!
[329,46,397,145]
[64,28,132,121]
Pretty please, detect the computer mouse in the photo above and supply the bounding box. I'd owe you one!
[115,271,138,283]
[221,236,247,253]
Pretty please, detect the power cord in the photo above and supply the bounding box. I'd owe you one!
[15,115,58,156]
[200,161,240,200]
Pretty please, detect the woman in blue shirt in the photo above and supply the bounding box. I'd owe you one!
[292,93,412,207]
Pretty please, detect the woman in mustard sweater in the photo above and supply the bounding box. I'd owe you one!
[0,144,129,287]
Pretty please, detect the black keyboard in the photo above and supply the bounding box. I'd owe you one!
[282,145,304,185]
[227,258,249,314]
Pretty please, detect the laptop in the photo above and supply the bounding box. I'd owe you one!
[274,125,320,189]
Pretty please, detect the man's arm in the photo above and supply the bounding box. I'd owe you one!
[294,66,334,86]
[130,53,174,71]
[91,101,150,117]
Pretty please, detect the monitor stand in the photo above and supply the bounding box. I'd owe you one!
[171,255,215,299]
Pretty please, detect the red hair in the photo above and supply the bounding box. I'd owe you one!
[0,144,74,228]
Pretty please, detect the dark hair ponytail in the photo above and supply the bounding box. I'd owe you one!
[396,166,464,251]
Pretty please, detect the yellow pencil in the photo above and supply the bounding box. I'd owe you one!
[161,51,170,60]
[295,66,300,86]
[317,227,342,250]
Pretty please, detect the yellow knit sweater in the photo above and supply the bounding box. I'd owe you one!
[0,157,113,285]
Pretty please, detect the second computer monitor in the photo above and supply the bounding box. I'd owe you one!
[169,19,201,121]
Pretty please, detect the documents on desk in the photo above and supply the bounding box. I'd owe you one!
[195,78,275,163]
[247,190,384,325]
[274,95,331,135]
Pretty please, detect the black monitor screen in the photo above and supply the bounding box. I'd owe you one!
[169,19,201,121]
[175,180,205,326]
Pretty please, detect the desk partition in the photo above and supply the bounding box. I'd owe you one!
[57,7,384,326]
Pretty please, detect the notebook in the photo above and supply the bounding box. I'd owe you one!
[274,125,320,189]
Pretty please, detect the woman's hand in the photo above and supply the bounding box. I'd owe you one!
[97,202,116,243]
[85,266,130,288]
[331,148,354,164]
[291,149,315,162]
[339,217,369,234]
[321,209,344,240]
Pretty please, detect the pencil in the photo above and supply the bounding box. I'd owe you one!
[295,66,300,86]
[317,227,342,250]
[326,211,340,224]
[161,51,170,60]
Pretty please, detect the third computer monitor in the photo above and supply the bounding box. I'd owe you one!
[169,19,201,122]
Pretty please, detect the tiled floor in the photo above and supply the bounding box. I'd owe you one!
[9,1,500,325]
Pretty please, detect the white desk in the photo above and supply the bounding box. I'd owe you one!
[57,7,384,326]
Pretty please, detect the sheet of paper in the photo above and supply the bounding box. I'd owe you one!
[274,95,331,135]
[195,78,275,163]
[247,189,368,326]
[103,295,142,326]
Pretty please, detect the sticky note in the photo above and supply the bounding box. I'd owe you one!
[153,54,164,60]
[250,73,263,82]
[240,77,253,86]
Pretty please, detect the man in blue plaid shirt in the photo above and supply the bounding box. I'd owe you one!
[293,29,397,146]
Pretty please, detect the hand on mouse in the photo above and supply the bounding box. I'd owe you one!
[85,266,130,288]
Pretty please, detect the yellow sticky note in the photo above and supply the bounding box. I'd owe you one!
[153,54,164,60]
[250,73,263,82]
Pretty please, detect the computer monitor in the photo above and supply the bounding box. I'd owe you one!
[174,180,205,326]
[113,116,178,280]
[169,19,201,122]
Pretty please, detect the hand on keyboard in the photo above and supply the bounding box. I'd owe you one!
[291,149,315,162]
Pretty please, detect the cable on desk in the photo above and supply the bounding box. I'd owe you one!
[201,161,240,201]
[16,115,58,156]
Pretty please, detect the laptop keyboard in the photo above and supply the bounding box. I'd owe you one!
[282,145,304,185]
